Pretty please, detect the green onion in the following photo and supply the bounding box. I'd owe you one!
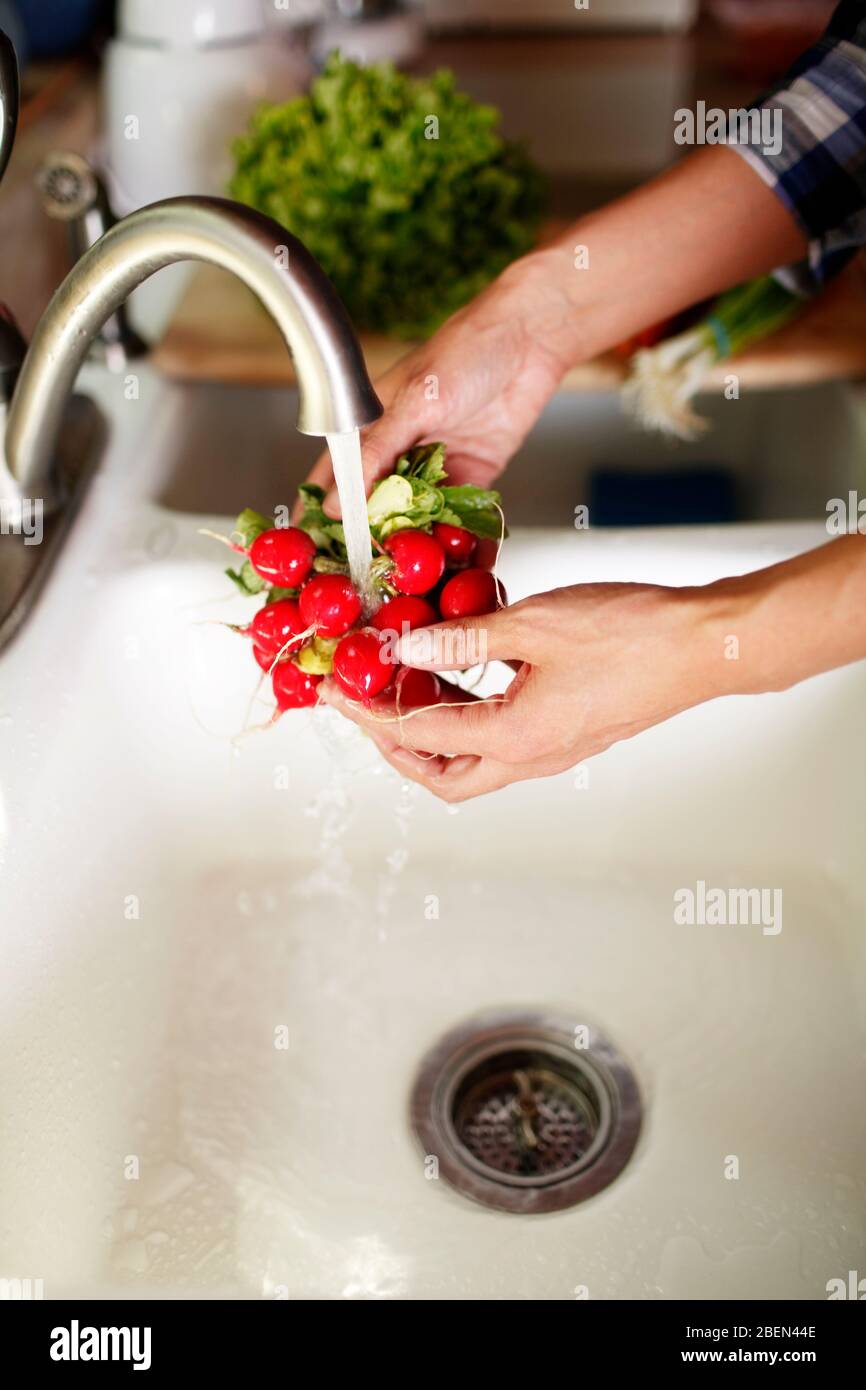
[622,275,805,440]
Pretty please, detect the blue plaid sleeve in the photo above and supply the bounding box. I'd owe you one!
[728,0,866,291]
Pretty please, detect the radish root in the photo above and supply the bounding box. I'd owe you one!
[197,527,245,553]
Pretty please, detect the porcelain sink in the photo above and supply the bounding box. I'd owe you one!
[0,367,864,1300]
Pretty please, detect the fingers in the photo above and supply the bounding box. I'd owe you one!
[370,744,521,802]
[292,450,340,521]
[394,604,533,671]
[321,418,420,520]
[293,351,420,521]
[294,435,397,524]
[365,739,570,804]
[319,674,519,759]
[322,668,571,803]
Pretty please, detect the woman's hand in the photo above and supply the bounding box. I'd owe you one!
[319,580,726,801]
[319,537,866,802]
[302,248,585,515]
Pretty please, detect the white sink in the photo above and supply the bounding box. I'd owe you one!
[1,368,864,1300]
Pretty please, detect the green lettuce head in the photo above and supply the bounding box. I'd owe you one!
[229,53,546,338]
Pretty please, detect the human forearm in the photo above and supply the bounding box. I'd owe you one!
[515,145,809,369]
[699,534,866,698]
[320,536,866,803]
[304,146,811,508]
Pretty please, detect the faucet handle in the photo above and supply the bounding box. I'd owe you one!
[0,28,19,188]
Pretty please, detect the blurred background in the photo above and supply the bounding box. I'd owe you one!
[0,1,840,301]
[0,0,858,528]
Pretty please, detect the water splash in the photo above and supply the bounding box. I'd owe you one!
[375,779,418,939]
[296,771,355,904]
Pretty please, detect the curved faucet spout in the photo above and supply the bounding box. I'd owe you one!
[4,196,383,503]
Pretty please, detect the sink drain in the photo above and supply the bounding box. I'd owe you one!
[410,1011,642,1214]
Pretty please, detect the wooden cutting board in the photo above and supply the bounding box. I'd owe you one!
[152,250,866,393]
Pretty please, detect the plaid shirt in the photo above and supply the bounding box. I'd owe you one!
[730,0,866,292]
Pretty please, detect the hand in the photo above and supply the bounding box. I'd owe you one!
[319,581,726,801]
[320,535,866,801]
[302,248,584,515]
[302,145,811,519]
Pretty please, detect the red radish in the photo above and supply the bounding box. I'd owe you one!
[299,573,361,638]
[249,527,316,587]
[394,666,441,708]
[250,598,305,660]
[384,530,445,595]
[432,522,477,567]
[439,567,500,619]
[370,595,436,634]
[332,628,394,702]
[272,660,321,710]
[473,538,499,572]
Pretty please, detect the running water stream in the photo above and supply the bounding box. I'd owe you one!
[326,429,376,615]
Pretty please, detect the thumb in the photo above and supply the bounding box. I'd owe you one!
[394,605,526,671]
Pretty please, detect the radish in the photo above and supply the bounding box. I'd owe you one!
[299,573,362,638]
[211,442,510,723]
[473,538,499,572]
[253,643,276,672]
[432,522,477,567]
[332,628,394,702]
[249,598,306,660]
[439,567,500,619]
[370,595,437,634]
[384,530,445,595]
[394,666,442,708]
[249,527,316,587]
[272,660,321,710]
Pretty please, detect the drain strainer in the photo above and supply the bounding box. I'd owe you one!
[410,1011,642,1214]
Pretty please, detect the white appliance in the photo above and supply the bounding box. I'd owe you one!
[103,0,309,214]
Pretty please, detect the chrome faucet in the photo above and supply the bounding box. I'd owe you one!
[2,195,383,512]
[0,28,382,648]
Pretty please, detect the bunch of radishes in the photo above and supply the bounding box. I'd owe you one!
[218,443,505,715]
